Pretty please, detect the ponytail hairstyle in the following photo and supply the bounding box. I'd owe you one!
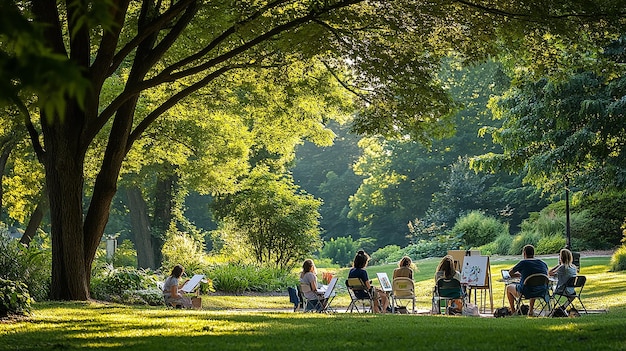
[352,250,370,269]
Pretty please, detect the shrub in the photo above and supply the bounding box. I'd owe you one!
[320,236,359,267]
[475,234,512,255]
[394,234,462,261]
[161,230,210,276]
[370,245,401,265]
[0,228,51,301]
[0,278,32,317]
[208,264,297,293]
[117,289,164,306]
[451,211,509,248]
[536,234,566,255]
[574,191,626,248]
[508,231,541,255]
[91,266,159,302]
[610,245,626,272]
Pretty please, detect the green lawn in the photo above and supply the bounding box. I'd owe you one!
[2,256,626,350]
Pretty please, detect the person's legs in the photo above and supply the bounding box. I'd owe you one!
[506,284,519,312]
[528,298,535,316]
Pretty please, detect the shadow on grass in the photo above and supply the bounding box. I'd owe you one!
[2,302,626,351]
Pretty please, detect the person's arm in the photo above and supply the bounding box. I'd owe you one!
[548,264,560,276]
[509,263,521,278]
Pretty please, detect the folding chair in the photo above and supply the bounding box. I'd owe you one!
[319,277,338,313]
[515,273,552,316]
[550,275,587,315]
[433,278,464,315]
[300,281,324,312]
[391,277,415,313]
[346,278,375,313]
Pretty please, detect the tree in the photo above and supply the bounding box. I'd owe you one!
[211,168,322,269]
[7,0,624,300]
[474,70,626,193]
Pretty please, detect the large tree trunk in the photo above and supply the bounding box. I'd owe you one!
[41,109,90,300]
[151,174,176,264]
[125,185,156,269]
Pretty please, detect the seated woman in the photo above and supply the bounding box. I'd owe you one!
[393,256,415,280]
[299,259,325,311]
[433,255,463,314]
[348,250,390,313]
[162,264,193,308]
[549,248,577,296]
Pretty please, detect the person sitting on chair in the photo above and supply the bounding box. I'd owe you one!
[348,250,390,313]
[162,264,193,308]
[393,256,415,280]
[299,259,325,311]
[506,244,548,316]
[434,255,463,314]
[549,248,577,297]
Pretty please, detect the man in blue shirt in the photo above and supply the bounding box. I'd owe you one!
[506,244,548,315]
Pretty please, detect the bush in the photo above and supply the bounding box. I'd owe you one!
[91,266,159,302]
[610,245,626,272]
[508,231,541,255]
[475,233,513,255]
[536,234,566,255]
[117,289,165,306]
[0,228,51,301]
[370,245,401,265]
[0,278,32,317]
[208,264,297,293]
[451,211,509,248]
[161,230,210,276]
[392,234,462,261]
[574,191,626,248]
[320,236,359,267]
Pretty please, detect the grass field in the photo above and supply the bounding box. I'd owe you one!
[2,256,626,350]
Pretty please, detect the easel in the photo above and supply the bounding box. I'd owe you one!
[460,253,493,314]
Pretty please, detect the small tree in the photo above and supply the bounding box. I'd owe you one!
[212,167,322,269]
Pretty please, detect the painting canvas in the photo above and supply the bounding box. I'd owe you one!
[460,256,489,287]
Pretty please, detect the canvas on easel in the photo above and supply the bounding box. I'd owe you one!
[460,255,493,313]
[460,256,488,286]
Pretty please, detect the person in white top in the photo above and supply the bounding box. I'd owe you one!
[162,264,192,308]
[549,248,577,296]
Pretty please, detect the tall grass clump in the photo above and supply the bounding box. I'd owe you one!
[508,231,541,255]
[610,245,626,272]
[208,264,297,293]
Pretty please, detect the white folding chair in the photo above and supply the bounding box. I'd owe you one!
[391,277,415,313]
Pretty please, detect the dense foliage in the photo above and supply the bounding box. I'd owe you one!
[0,278,32,317]
[0,228,50,301]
